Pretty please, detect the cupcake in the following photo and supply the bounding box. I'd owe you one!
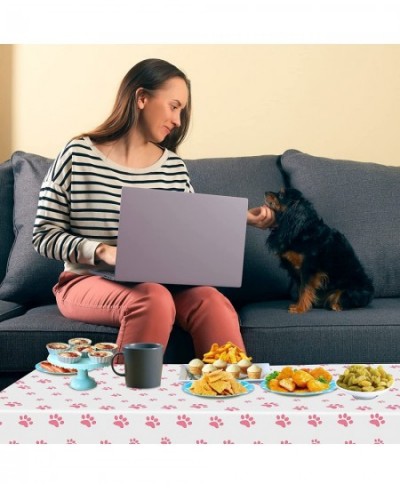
[188,358,204,376]
[213,359,227,371]
[247,364,262,379]
[46,342,70,355]
[226,364,241,379]
[94,342,118,354]
[58,350,82,364]
[88,350,113,365]
[237,358,252,375]
[72,344,96,357]
[68,337,92,346]
[202,364,217,375]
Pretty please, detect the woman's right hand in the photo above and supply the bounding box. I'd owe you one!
[95,243,117,266]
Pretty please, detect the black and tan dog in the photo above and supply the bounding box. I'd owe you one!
[264,188,374,313]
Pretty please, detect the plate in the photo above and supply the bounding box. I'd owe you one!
[261,380,337,397]
[182,380,255,398]
[35,361,77,376]
[179,363,270,382]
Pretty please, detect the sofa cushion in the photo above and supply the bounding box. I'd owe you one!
[0,300,25,322]
[186,155,290,304]
[240,298,400,364]
[0,152,64,306]
[280,149,400,298]
[0,160,15,283]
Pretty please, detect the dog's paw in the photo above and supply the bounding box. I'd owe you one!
[288,304,308,314]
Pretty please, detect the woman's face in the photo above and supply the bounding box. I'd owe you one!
[137,76,189,144]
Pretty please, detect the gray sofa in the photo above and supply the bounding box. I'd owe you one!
[1,149,400,390]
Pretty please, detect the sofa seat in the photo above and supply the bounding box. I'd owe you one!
[240,298,400,364]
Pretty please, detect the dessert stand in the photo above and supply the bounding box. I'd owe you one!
[47,354,110,390]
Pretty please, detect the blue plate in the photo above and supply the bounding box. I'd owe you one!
[261,380,337,396]
[35,361,77,375]
[182,380,255,398]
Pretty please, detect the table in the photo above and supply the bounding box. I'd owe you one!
[1,364,400,444]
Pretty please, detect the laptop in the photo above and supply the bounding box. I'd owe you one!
[97,187,248,287]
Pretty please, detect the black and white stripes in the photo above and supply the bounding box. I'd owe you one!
[32,137,193,274]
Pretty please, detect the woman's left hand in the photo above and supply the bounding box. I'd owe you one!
[247,206,275,229]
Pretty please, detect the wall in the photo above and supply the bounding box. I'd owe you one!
[0,45,13,162]
[3,44,400,165]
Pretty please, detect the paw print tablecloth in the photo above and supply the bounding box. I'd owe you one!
[1,364,400,444]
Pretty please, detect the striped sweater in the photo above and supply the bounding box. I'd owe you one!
[32,137,194,275]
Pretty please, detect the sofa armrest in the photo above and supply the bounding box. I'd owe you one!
[0,300,26,322]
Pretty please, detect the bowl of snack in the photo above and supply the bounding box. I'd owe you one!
[88,350,113,365]
[94,342,118,354]
[58,350,82,364]
[46,342,70,355]
[336,364,394,400]
[68,337,92,346]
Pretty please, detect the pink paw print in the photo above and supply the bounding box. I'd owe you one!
[345,440,356,444]
[275,414,291,428]
[240,414,256,428]
[113,415,129,428]
[253,441,264,444]
[327,403,344,409]
[36,440,47,444]
[261,402,279,408]
[161,437,171,444]
[81,414,96,427]
[190,403,208,409]
[49,414,64,428]
[18,415,33,428]
[196,439,208,444]
[225,406,240,412]
[374,438,384,444]
[280,440,292,444]
[307,414,322,427]
[311,439,321,444]
[129,438,140,444]
[5,402,22,408]
[370,413,385,427]
[129,403,147,409]
[145,415,160,428]
[337,413,353,427]
[66,439,77,444]
[100,440,112,444]
[176,414,192,428]
[223,440,234,444]
[209,416,224,428]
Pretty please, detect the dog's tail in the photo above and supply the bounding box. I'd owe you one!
[339,286,374,309]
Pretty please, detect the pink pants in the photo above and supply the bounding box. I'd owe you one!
[53,272,245,357]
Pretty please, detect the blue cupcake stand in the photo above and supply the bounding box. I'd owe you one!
[47,354,110,391]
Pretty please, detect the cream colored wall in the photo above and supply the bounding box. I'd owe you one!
[0,45,13,162]
[4,44,400,165]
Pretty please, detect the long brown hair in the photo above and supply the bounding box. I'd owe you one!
[78,58,191,153]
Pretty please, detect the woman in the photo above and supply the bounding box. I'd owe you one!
[33,58,274,358]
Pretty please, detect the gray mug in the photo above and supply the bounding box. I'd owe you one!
[111,343,163,388]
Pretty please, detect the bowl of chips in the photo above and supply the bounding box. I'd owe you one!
[202,341,252,364]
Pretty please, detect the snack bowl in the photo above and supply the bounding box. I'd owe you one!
[94,342,118,354]
[336,383,391,400]
[58,350,82,364]
[88,350,113,365]
[68,337,92,346]
[46,342,70,356]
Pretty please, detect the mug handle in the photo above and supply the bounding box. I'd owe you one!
[111,352,125,376]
